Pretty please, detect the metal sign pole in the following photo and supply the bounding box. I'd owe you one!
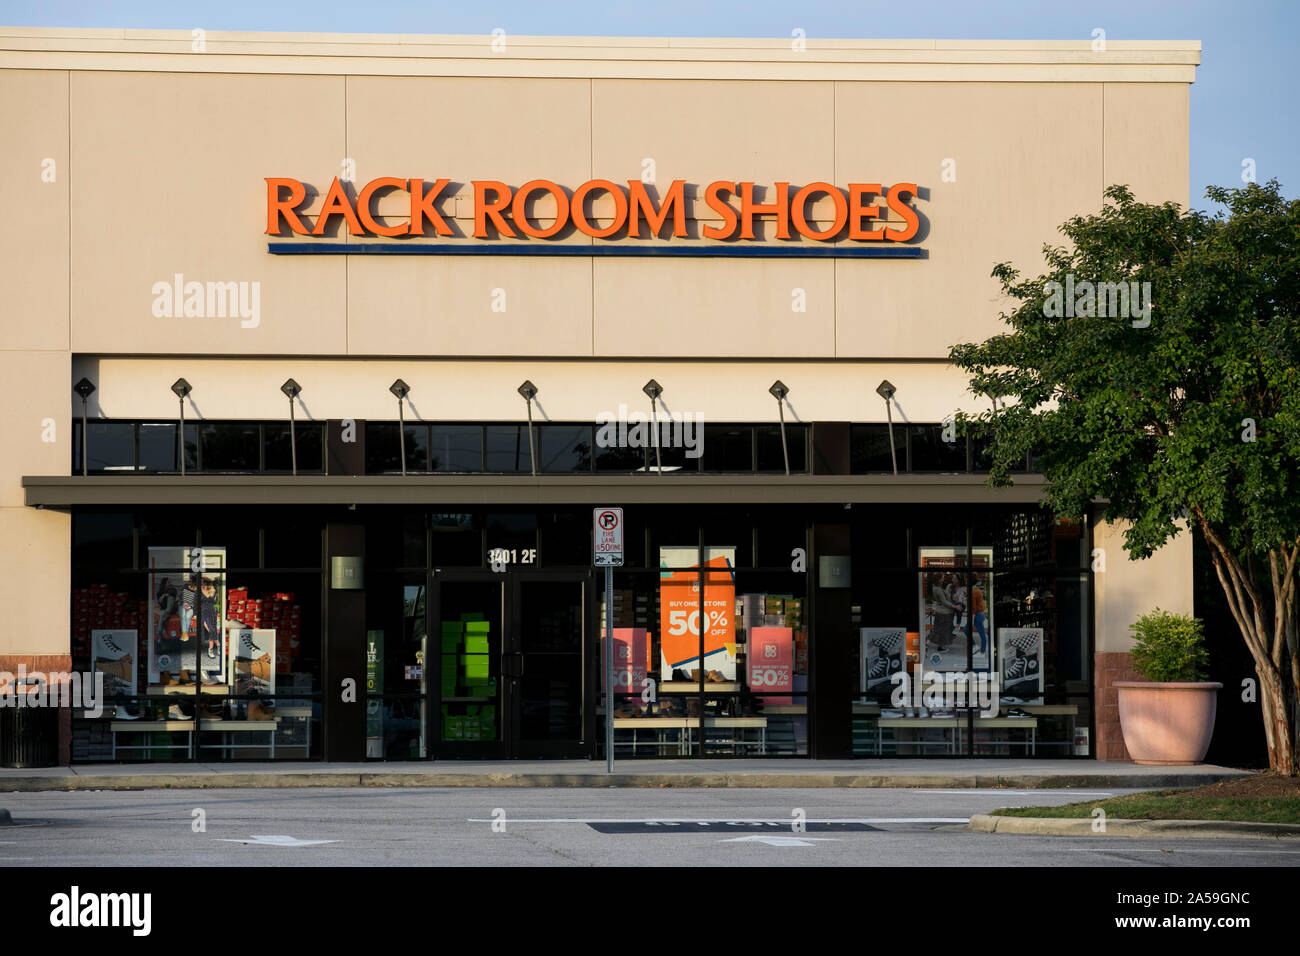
[605,563,614,773]
[593,507,623,774]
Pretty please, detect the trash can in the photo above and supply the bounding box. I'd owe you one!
[0,694,59,768]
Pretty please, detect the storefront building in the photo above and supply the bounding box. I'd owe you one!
[0,29,1199,762]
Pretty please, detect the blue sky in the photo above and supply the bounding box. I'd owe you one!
[4,0,1295,207]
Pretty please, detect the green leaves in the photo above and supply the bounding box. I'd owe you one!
[1128,608,1210,682]
[951,180,1300,563]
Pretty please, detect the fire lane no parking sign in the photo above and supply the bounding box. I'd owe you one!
[593,508,624,566]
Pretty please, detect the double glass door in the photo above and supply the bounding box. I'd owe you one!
[434,570,589,758]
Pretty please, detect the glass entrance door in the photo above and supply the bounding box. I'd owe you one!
[434,574,506,757]
[433,571,590,758]
[509,576,588,758]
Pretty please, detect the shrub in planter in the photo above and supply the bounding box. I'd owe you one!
[1115,609,1222,765]
[1129,609,1210,682]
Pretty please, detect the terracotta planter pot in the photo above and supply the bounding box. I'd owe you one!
[1113,681,1223,765]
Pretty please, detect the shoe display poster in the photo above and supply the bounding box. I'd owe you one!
[658,547,736,680]
[603,627,648,698]
[147,546,227,685]
[918,547,993,672]
[91,629,138,698]
[997,628,1044,704]
[860,627,907,698]
[229,627,276,698]
[748,627,793,704]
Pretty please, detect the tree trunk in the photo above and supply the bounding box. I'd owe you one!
[1199,519,1298,774]
[1258,666,1296,774]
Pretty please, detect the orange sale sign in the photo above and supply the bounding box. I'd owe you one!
[659,553,736,679]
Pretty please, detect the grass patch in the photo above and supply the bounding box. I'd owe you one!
[990,773,1300,825]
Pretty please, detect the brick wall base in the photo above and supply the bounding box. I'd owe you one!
[0,654,76,765]
[1094,651,1142,762]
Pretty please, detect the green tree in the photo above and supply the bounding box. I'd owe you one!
[950,181,1300,773]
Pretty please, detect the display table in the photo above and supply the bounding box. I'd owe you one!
[109,720,196,759]
[147,684,230,695]
[197,719,279,758]
[611,716,768,755]
[875,716,1038,755]
[109,710,310,760]
[658,681,741,694]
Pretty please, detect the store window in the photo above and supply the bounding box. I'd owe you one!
[365,574,428,759]
[537,424,593,473]
[600,530,809,759]
[197,423,260,472]
[850,424,898,474]
[756,423,807,473]
[263,422,324,473]
[78,421,134,471]
[701,424,753,472]
[429,513,482,568]
[594,443,647,473]
[908,424,968,472]
[366,422,429,474]
[848,505,1091,758]
[430,425,482,472]
[484,425,532,473]
[70,512,324,763]
[138,422,179,471]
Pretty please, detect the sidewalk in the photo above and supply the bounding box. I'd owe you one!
[0,759,1253,792]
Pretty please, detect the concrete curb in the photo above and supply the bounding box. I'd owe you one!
[968,813,1300,840]
[0,769,1251,792]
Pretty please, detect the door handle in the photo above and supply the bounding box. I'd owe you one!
[503,653,525,678]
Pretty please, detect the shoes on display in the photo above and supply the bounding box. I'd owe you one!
[114,704,141,720]
[872,634,903,652]
[247,698,276,721]
[158,671,173,686]
[97,655,133,683]
[235,653,271,682]
[168,703,192,721]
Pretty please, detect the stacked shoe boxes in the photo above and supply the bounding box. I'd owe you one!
[439,619,462,697]
[440,613,495,741]
[228,588,303,672]
[599,588,637,629]
[461,614,492,698]
[73,585,144,659]
[740,593,808,674]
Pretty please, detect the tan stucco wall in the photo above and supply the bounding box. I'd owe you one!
[72,356,981,423]
[0,351,70,656]
[1091,516,1196,653]
[0,30,1199,660]
[0,32,1197,365]
[56,71,1186,360]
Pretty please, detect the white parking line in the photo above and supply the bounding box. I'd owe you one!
[467,817,970,824]
[1059,846,1300,854]
[912,789,1118,797]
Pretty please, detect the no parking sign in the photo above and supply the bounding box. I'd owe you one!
[593,508,624,566]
